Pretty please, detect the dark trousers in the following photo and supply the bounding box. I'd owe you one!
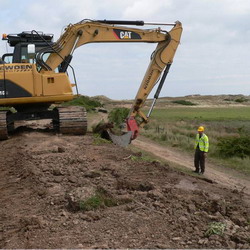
[194,148,205,173]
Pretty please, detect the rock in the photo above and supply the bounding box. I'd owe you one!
[153,201,165,209]
[228,241,236,249]
[73,219,80,225]
[58,146,65,153]
[243,243,250,249]
[84,171,101,178]
[186,226,193,233]
[179,216,188,222]
[187,204,196,213]
[198,238,208,245]
[155,244,169,249]
[61,211,69,218]
[209,234,221,241]
[231,214,247,226]
[52,168,63,176]
[20,215,45,230]
[80,214,91,221]
[39,177,48,183]
[37,188,47,197]
[86,211,101,221]
[231,232,250,244]
[54,176,64,183]
[208,211,224,220]
[117,179,154,192]
[172,237,182,241]
[68,176,77,183]
[147,189,164,199]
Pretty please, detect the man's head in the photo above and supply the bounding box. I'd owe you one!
[197,126,204,135]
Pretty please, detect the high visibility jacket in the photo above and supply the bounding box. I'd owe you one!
[194,133,209,152]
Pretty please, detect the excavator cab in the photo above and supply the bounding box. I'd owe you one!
[2,32,54,64]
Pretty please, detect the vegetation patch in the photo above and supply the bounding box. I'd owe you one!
[79,188,118,211]
[234,97,248,103]
[93,134,112,145]
[171,100,197,106]
[217,135,250,159]
[130,154,160,164]
[108,107,130,127]
[63,96,103,111]
[205,222,226,237]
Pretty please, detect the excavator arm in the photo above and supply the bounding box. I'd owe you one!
[126,22,182,140]
[40,19,182,145]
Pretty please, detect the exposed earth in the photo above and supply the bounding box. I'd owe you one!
[0,124,250,249]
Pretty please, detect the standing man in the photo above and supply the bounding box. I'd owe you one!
[194,126,209,174]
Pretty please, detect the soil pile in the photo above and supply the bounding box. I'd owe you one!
[0,131,249,249]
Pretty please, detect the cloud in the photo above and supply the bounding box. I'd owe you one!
[0,0,249,99]
[122,0,172,19]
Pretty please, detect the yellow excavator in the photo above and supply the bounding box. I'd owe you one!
[0,19,182,146]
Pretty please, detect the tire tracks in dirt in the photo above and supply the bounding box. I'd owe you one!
[132,136,250,196]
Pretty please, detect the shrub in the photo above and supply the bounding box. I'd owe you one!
[171,100,196,106]
[93,134,112,145]
[235,97,248,103]
[79,188,117,211]
[205,222,226,237]
[217,135,250,159]
[64,96,102,111]
[108,107,130,127]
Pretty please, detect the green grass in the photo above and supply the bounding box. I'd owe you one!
[141,106,250,175]
[63,96,103,111]
[145,107,250,122]
[93,134,112,145]
[205,222,226,237]
[0,107,12,111]
[79,188,118,211]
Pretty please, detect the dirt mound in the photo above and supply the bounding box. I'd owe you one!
[0,132,249,249]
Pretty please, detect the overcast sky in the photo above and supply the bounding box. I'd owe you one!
[0,0,249,99]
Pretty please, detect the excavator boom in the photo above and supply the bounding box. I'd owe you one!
[41,20,179,72]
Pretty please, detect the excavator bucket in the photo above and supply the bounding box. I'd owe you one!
[107,117,139,147]
[93,121,133,147]
[107,131,133,147]
[93,117,138,147]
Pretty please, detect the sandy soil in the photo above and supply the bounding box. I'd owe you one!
[0,127,249,249]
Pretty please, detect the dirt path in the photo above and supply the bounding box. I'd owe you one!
[132,136,250,196]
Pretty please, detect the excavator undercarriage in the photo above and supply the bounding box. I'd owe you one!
[0,111,8,139]
[0,105,87,140]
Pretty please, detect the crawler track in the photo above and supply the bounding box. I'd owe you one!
[0,111,8,140]
[57,106,87,135]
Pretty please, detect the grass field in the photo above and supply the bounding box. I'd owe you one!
[142,106,250,175]
[147,106,250,121]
